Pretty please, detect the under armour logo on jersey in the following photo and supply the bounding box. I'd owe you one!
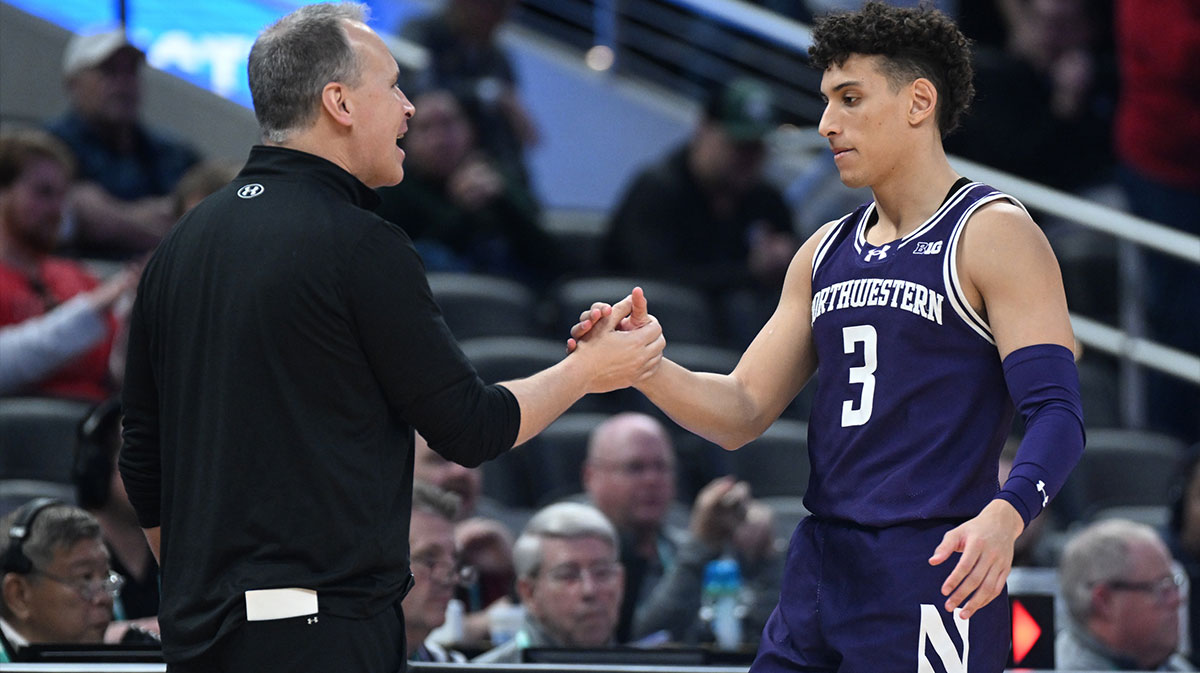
[308,616,319,625]
[237,183,265,199]
[863,245,891,262]
[1037,480,1049,507]
[913,241,943,255]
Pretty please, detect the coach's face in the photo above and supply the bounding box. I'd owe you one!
[342,21,415,188]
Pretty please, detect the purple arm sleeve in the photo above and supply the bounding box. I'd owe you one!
[994,343,1086,527]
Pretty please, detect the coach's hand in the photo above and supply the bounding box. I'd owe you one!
[928,499,1025,620]
[565,286,652,353]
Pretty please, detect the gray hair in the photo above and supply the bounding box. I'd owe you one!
[512,502,619,579]
[247,2,370,143]
[412,480,461,522]
[0,503,101,616]
[1059,518,1165,625]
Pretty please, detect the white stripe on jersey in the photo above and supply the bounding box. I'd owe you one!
[942,192,1024,345]
[811,212,855,279]
[852,181,982,254]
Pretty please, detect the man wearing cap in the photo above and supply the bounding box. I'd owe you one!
[603,77,798,348]
[47,27,199,258]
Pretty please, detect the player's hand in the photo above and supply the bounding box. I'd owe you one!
[928,499,1025,619]
[571,292,664,393]
[566,286,651,353]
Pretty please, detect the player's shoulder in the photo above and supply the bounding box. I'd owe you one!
[964,196,1045,248]
[960,193,1059,279]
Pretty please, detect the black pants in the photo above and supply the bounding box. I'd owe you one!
[167,602,407,673]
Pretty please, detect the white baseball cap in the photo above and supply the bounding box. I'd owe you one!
[62,28,144,79]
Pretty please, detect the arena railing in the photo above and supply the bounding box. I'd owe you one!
[512,0,1199,427]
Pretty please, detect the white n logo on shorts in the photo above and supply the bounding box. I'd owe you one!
[918,605,969,673]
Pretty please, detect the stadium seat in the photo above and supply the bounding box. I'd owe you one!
[460,336,641,415]
[1076,355,1121,429]
[552,277,721,347]
[0,479,77,519]
[1056,428,1186,523]
[757,495,810,544]
[0,397,92,484]
[427,272,545,340]
[519,412,612,507]
[725,419,810,498]
[479,444,539,510]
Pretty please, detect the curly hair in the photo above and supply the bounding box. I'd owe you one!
[808,1,974,136]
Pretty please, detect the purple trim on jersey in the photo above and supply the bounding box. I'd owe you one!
[805,183,1019,526]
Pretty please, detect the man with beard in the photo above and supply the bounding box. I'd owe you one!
[0,130,125,401]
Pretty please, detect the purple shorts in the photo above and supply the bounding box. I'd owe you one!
[750,517,1010,673]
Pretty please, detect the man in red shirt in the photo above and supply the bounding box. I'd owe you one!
[0,130,120,401]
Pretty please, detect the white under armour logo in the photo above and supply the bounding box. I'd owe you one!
[864,245,891,262]
[237,183,265,199]
[307,616,319,625]
[1037,480,1049,507]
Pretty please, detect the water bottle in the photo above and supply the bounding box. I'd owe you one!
[701,557,743,650]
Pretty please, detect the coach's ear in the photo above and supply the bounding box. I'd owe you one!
[908,77,938,128]
[321,81,354,128]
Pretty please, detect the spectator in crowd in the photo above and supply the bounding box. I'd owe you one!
[1111,0,1200,443]
[582,412,781,644]
[1057,518,1194,670]
[170,160,239,220]
[473,502,624,663]
[71,398,159,625]
[0,268,135,396]
[413,431,519,644]
[400,0,538,188]
[948,0,1116,192]
[46,27,199,258]
[0,499,155,663]
[375,88,562,285]
[405,481,468,663]
[1165,445,1200,665]
[603,78,798,348]
[0,130,127,402]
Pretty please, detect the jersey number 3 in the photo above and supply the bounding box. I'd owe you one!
[841,324,877,427]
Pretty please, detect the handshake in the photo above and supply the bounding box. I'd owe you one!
[562,286,665,394]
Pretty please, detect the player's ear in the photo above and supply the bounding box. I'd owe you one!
[321,81,354,128]
[908,77,937,128]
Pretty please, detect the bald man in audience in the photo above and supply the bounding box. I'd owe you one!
[583,412,781,643]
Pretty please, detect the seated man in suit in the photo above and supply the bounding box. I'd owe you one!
[473,502,623,663]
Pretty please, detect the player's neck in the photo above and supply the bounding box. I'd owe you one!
[868,145,958,241]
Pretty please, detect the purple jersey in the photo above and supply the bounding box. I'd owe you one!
[805,181,1021,526]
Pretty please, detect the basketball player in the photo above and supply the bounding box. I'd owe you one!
[568,3,1085,669]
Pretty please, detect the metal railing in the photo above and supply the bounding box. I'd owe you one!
[512,0,1200,428]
